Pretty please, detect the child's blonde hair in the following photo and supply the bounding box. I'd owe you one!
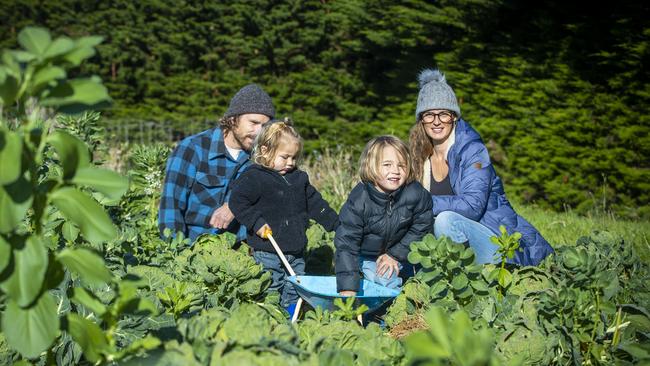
[252,118,303,168]
[359,135,414,185]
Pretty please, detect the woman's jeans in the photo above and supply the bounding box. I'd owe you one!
[253,250,305,307]
[433,210,500,264]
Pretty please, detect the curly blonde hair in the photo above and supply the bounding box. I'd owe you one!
[251,119,303,168]
[359,135,414,185]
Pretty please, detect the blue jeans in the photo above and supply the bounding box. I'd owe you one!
[360,255,402,290]
[433,210,499,264]
[252,250,305,307]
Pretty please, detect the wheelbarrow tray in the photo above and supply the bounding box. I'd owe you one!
[287,275,400,312]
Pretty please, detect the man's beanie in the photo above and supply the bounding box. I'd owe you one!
[224,83,275,119]
[415,69,461,120]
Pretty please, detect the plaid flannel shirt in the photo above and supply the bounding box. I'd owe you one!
[158,127,250,242]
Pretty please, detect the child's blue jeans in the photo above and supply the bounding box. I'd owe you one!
[433,210,500,264]
[252,250,305,307]
[359,255,402,290]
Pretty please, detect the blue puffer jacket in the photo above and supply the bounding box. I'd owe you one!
[431,119,554,266]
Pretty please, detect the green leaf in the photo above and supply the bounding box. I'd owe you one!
[419,269,442,283]
[429,281,447,298]
[17,27,51,57]
[0,127,22,185]
[0,235,10,273]
[8,50,36,63]
[61,221,80,242]
[63,36,103,66]
[66,313,109,363]
[72,287,107,316]
[30,66,66,95]
[40,77,111,113]
[75,36,104,49]
[0,175,33,233]
[57,247,113,285]
[451,272,469,290]
[0,66,20,106]
[47,130,90,180]
[71,167,129,201]
[2,293,59,359]
[420,256,433,268]
[499,225,507,236]
[120,335,161,356]
[50,187,116,245]
[407,251,422,264]
[42,36,75,60]
[497,268,513,288]
[0,236,48,307]
[618,343,650,359]
[470,280,489,293]
[456,286,474,299]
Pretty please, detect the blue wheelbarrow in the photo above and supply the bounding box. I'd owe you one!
[263,232,400,322]
[287,275,401,313]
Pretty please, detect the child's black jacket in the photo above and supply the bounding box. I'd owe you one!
[230,164,339,255]
[335,181,434,291]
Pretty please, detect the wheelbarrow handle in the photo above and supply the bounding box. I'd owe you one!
[267,233,296,277]
[266,233,303,323]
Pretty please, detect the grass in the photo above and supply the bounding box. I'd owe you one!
[302,148,650,263]
[514,202,650,263]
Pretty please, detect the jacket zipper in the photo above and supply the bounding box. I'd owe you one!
[381,194,395,253]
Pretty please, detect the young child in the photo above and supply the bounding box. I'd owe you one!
[229,120,339,313]
[335,135,434,296]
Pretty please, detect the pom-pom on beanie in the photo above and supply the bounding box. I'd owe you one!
[415,69,460,120]
[224,83,275,119]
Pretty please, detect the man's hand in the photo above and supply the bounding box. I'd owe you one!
[209,202,235,229]
[339,290,357,297]
[376,254,400,279]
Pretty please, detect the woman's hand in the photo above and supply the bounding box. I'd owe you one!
[376,254,400,279]
[256,224,272,239]
[339,290,357,297]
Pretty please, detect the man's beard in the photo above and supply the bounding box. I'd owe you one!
[231,130,255,152]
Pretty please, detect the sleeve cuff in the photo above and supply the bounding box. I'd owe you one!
[252,217,267,234]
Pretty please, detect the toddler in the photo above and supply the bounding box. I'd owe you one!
[230,120,339,311]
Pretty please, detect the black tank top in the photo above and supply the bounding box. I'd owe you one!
[430,172,454,196]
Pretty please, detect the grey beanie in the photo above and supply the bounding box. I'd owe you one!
[224,83,275,118]
[415,69,461,120]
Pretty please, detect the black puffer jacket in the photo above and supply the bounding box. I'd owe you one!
[230,164,339,255]
[335,181,434,291]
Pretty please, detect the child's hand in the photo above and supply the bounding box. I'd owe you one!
[339,290,357,297]
[376,254,400,279]
[257,224,272,239]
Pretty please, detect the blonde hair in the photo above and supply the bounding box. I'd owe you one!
[251,118,303,168]
[359,135,414,185]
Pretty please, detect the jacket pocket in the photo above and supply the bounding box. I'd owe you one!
[194,172,226,206]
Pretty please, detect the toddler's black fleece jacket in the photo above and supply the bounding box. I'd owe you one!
[230,164,339,255]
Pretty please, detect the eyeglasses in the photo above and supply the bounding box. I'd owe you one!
[420,111,455,124]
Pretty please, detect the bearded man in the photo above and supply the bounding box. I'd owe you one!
[158,84,275,242]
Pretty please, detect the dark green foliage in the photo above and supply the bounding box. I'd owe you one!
[1,0,647,217]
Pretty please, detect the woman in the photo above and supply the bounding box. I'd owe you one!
[409,69,553,266]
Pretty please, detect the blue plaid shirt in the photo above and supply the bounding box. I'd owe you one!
[158,127,250,242]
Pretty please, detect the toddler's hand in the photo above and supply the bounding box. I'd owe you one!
[257,224,272,239]
[339,290,357,297]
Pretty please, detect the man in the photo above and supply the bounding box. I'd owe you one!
[158,84,275,242]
